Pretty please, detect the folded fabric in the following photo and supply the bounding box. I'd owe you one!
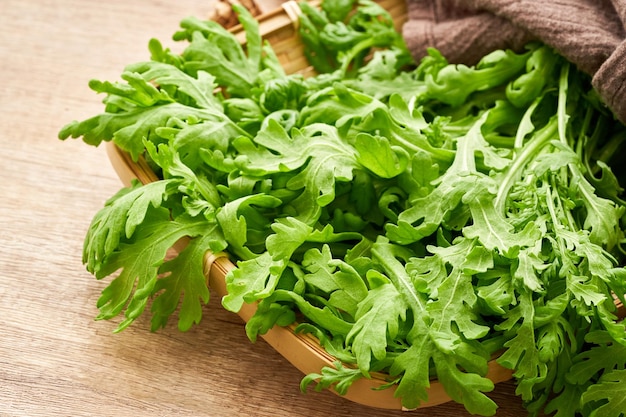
[402,0,626,123]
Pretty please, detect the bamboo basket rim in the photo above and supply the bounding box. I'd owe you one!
[103,0,626,411]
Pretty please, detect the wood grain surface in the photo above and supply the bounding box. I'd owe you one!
[0,1,529,416]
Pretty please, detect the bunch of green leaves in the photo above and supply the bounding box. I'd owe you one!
[298,0,410,76]
[60,1,626,415]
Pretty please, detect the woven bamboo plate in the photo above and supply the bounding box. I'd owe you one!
[104,0,625,411]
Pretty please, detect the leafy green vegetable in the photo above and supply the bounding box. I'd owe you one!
[60,1,626,415]
[298,0,408,77]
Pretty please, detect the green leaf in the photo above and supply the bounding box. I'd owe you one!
[216,194,282,260]
[512,247,546,292]
[222,252,285,312]
[232,3,262,72]
[144,140,223,209]
[411,239,493,341]
[303,82,388,128]
[155,116,248,171]
[428,267,490,341]
[496,291,548,400]
[506,44,559,108]
[151,232,226,331]
[354,132,409,178]
[83,179,175,274]
[566,332,626,385]
[321,0,354,23]
[476,274,514,315]
[566,274,607,307]
[295,323,356,363]
[580,369,626,417]
[124,61,223,111]
[266,216,314,260]
[390,326,496,415]
[353,94,455,167]
[463,193,542,257]
[544,379,587,417]
[91,71,173,108]
[346,281,407,374]
[175,6,262,97]
[387,111,499,244]
[297,2,337,73]
[531,140,579,177]
[433,348,496,416]
[301,245,368,318]
[346,50,421,101]
[237,120,358,221]
[369,239,495,414]
[425,48,529,107]
[260,289,353,336]
[371,238,428,315]
[60,102,222,160]
[301,362,364,396]
[94,211,211,332]
[245,300,296,342]
[426,235,492,272]
[577,178,624,249]
[388,337,432,409]
[260,76,308,112]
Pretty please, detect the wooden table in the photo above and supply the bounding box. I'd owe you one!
[0,1,528,415]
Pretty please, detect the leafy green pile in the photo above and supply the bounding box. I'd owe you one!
[59,1,626,415]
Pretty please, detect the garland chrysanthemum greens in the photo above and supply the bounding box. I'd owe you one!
[60,1,626,415]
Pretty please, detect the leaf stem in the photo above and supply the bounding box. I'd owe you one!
[494,118,557,214]
[371,240,427,316]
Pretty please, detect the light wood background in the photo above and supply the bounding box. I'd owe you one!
[0,0,528,416]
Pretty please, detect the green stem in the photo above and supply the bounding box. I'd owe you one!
[494,118,558,214]
[371,240,427,316]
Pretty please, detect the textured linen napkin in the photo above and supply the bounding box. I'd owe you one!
[402,0,626,123]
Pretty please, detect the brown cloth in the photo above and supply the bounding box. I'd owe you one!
[402,0,626,124]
